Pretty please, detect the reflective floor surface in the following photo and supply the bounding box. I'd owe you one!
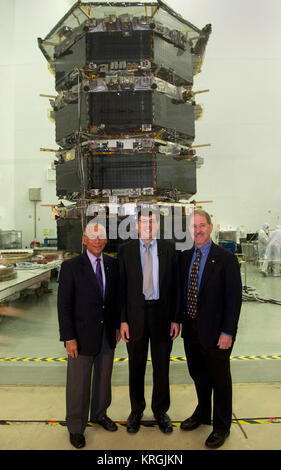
[0,262,280,451]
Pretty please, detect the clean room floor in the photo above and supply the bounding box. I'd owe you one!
[0,262,281,452]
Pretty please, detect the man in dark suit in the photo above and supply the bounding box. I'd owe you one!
[58,222,120,449]
[180,209,242,449]
[118,207,180,434]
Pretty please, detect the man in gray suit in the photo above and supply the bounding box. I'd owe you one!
[58,222,120,448]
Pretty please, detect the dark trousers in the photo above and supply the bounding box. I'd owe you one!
[183,321,233,433]
[66,330,114,434]
[127,302,172,416]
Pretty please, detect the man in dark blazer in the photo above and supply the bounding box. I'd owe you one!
[58,222,120,449]
[180,209,242,449]
[118,207,181,434]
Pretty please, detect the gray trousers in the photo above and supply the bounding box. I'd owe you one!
[66,330,114,434]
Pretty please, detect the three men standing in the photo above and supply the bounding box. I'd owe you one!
[57,208,242,449]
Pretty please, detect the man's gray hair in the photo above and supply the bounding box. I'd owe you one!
[192,209,212,224]
[84,221,107,238]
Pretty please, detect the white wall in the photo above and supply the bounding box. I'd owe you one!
[0,0,76,248]
[169,0,281,233]
[0,0,280,245]
[0,1,16,230]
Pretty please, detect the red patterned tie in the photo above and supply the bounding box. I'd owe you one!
[187,249,201,318]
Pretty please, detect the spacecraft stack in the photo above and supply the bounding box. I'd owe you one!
[38,0,211,252]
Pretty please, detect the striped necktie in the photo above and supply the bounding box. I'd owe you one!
[186,249,201,318]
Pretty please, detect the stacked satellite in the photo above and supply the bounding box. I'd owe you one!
[38,0,211,252]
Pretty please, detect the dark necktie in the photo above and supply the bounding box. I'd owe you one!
[187,248,201,318]
[96,258,103,297]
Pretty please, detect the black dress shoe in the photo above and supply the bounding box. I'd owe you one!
[69,433,85,449]
[180,415,201,431]
[155,413,173,434]
[91,415,118,432]
[205,430,230,449]
[126,412,142,433]
[180,413,211,431]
